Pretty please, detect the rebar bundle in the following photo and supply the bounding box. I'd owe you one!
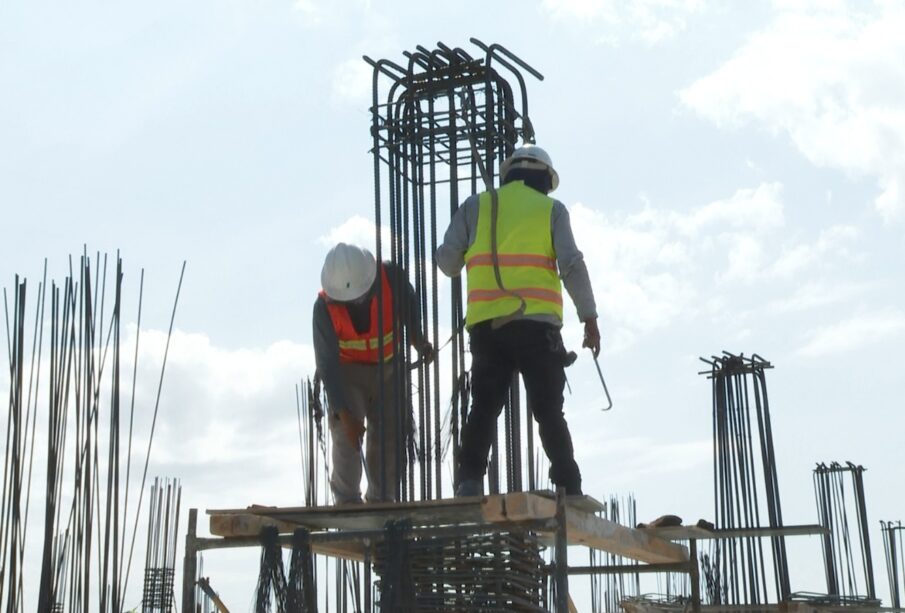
[141,478,181,612]
[811,462,877,603]
[881,520,904,608]
[698,352,789,605]
[197,555,215,613]
[255,527,290,613]
[374,521,546,612]
[589,496,641,612]
[297,377,329,507]
[254,527,318,613]
[0,252,185,612]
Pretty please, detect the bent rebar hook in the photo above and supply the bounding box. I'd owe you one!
[591,351,614,411]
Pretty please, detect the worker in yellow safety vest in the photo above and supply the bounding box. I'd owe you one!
[313,243,432,504]
[437,145,600,497]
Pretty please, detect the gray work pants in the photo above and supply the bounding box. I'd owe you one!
[328,362,400,504]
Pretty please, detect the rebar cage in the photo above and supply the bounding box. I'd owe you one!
[366,39,546,504]
[303,39,555,507]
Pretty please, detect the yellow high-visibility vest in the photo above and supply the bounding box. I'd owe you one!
[464,181,563,327]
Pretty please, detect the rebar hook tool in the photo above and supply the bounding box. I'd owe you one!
[591,350,613,411]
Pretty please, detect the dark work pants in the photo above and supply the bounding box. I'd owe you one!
[458,320,582,494]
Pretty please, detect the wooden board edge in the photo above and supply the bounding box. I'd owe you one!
[210,512,299,537]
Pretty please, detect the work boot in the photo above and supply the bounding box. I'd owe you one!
[567,483,583,496]
[455,479,483,497]
[559,481,582,496]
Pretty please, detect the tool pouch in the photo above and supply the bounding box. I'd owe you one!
[546,328,577,367]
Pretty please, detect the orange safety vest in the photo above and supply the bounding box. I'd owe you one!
[321,265,394,363]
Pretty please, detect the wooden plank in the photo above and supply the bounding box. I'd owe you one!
[638,525,714,541]
[529,490,606,514]
[641,524,828,541]
[489,492,688,564]
[311,540,366,562]
[209,513,299,537]
[208,496,489,532]
[481,494,506,523]
[207,492,684,563]
[208,491,601,534]
[207,517,365,561]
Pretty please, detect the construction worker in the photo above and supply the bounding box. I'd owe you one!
[436,145,600,497]
[313,243,432,504]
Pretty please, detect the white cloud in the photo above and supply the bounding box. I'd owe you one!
[571,183,786,338]
[722,233,765,282]
[569,182,867,347]
[575,434,711,482]
[676,182,785,235]
[769,224,859,277]
[766,279,873,313]
[680,1,905,221]
[326,8,400,105]
[293,0,326,23]
[317,214,392,255]
[796,310,905,357]
[292,0,372,25]
[571,202,695,342]
[331,58,374,105]
[133,328,315,467]
[541,0,707,45]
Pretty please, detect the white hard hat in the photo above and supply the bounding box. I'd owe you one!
[321,243,377,302]
[500,145,560,192]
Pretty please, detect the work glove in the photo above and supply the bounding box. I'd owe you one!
[583,318,601,358]
[338,410,365,446]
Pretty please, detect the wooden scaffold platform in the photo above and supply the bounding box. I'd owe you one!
[184,490,698,613]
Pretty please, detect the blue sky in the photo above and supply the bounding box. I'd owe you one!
[2,0,904,609]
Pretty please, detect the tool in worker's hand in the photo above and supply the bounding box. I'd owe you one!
[591,351,613,411]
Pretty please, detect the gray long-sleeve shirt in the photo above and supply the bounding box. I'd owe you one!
[436,185,598,327]
[313,263,424,412]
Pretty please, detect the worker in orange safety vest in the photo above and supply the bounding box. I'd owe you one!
[313,243,432,504]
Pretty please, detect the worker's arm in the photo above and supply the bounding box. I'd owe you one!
[436,195,479,277]
[312,296,347,414]
[551,201,600,355]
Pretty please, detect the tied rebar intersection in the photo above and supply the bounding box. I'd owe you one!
[141,568,175,611]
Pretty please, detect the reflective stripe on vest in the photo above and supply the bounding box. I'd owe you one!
[321,265,394,363]
[464,181,563,327]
